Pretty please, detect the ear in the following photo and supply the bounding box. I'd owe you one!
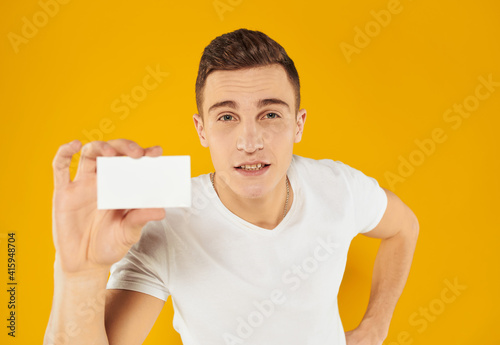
[294,108,307,143]
[193,113,209,147]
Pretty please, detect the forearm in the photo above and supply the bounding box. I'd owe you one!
[359,225,419,337]
[44,257,111,345]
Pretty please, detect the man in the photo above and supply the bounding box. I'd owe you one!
[45,28,419,345]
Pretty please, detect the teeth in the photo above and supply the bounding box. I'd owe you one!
[240,163,265,170]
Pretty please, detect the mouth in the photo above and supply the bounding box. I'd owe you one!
[235,163,271,171]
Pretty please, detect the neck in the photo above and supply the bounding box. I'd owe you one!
[213,174,292,230]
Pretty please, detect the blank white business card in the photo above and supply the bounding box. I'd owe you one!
[96,156,191,210]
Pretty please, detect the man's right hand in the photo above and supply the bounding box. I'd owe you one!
[51,139,166,274]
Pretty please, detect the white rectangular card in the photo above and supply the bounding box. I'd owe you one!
[96,155,191,210]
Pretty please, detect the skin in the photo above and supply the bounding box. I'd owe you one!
[44,139,166,345]
[193,64,306,229]
[44,64,418,345]
[344,189,419,344]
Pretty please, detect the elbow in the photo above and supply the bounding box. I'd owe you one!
[409,211,419,243]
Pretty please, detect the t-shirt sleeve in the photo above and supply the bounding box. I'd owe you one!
[337,161,388,235]
[106,219,170,301]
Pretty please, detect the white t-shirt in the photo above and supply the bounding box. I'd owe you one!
[106,154,388,345]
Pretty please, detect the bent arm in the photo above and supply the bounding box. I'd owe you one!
[347,188,419,343]
[46,139,167,344]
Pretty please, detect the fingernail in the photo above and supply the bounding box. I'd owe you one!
[129,143,139,149]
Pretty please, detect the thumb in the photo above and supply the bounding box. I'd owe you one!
[121,208,166,244]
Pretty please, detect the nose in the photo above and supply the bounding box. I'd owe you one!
[236,120,264,153]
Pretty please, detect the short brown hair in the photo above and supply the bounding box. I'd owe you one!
[195,28,300,118]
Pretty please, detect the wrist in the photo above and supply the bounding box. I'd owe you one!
[54,254,111,282]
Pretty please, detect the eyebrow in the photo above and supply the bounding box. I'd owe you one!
[208,98,290,114]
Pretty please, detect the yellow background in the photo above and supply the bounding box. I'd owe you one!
[1,0,499,344]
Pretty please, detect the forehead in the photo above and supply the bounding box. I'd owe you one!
[203,64,294,109]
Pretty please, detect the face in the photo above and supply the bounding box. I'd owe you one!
[193,64,306,199]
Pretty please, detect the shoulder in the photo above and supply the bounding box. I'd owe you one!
[290,154,356,180]
[290,155,381,198]
[289,155,361,202]
[135,218,169,249]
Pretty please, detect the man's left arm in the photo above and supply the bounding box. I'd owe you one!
[345,188,419,345]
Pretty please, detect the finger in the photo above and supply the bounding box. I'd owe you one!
[75,141,117,179]
[121,208,166,245]
[143,145,163,157]
[52,140,82,189]
[75,139,154,181]
[106,139,146,159]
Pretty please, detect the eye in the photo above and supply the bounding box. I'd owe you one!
[219,114,234,121]
[264,112,279,119]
